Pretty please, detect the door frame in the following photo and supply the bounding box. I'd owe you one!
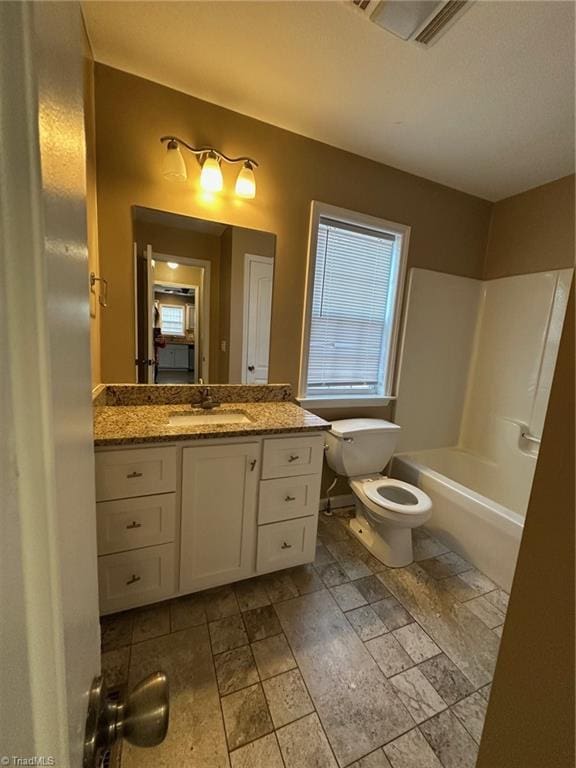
[153,253,211,383]
[242,253,274,384]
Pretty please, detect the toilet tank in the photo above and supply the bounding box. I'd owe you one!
[325,419,402,477]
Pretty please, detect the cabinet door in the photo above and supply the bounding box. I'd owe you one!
[173,345,189,369]
[157,346,173,368]
[180,442,259,592]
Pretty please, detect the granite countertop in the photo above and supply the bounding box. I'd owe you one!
[93,400,330,446]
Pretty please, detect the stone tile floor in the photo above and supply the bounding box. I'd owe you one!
[101,509,507,768]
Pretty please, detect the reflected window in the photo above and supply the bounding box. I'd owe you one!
[159,304,185,336]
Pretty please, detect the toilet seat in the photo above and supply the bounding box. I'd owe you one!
[351,476,432,518]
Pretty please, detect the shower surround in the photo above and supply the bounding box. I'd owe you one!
[392,267,572,590]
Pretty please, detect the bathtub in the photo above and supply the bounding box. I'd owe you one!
[392,447,525,592]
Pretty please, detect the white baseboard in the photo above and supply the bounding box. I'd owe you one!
[319,493,355,512]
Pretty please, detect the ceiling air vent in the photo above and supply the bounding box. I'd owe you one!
[414,0,470,44]
[355,0,473,46]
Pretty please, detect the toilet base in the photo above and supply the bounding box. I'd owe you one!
[348,512,414,568]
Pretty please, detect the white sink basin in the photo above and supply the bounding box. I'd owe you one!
[168,411,253,427]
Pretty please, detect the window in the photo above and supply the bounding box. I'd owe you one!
[299,202,409,407]
[159,304,186,336]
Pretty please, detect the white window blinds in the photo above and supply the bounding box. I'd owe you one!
[304,216,401,398]
[160,305,185,336]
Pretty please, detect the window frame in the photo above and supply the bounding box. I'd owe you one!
[159,302,186,337]
[298,201,410,409]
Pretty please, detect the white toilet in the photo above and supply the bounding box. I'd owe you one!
[325,418,432,567]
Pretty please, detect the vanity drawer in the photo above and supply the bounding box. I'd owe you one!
[257,517,317,573]
[259,475,321,525]
[261,435,324,479]
[96,493,176,555]
[95,447,177,501]
[98,543,176,614]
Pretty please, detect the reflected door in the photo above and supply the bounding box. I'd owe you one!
[134,243,154,382]
[244,254,273,384]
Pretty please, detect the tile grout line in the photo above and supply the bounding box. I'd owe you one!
[207,608,251,759]
[269,599,343,768]
[103,521,496,768]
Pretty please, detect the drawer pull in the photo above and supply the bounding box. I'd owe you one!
[126,574,141,585]
[126,520,142,530]
[126,471,143,479]
[288,455,300,463]
[281,541,292,550]
[285,495,296,502]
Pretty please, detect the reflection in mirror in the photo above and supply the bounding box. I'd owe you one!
[133,206,276,385]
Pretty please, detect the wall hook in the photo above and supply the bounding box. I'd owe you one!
[90,272,109,307]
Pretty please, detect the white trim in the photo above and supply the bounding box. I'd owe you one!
[153,252,211,383]
[242,253,275,384]
[298,201,410,405]
[299,396,395,410]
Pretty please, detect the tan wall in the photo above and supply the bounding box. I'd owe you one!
[153,261,203,288]
[94,64,492,387]
[83,28,100,385]
[484,174,575,279]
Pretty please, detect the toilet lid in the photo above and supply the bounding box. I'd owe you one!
[362,478,432,516]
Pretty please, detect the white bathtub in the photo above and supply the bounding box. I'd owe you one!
[392,447,525,592]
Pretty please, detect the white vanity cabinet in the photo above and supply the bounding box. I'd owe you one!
[180,442,260,593]
[95,431,325,615]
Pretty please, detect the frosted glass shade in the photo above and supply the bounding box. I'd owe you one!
[235,163,256,198]
[200,156,223,192]
[162,143,187,181]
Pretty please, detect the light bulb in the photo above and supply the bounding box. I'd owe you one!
[162,140,187,181]
[167,262,179,270]
[235,162,256,199]
[200,155,223,192]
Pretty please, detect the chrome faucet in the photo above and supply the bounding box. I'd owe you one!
[197,386,219,410]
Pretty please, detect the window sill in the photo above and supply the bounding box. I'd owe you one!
[297,396,395,410]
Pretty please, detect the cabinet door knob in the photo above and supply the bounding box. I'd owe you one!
[248,365,255,372]
[288,455,299,463]
[126,574,141,585]
[126,521,142,529]
[281,542,292,550]
[127,471,143,479]
[285,495,296,502]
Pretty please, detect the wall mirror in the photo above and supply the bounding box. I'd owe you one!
[133,206,276,385]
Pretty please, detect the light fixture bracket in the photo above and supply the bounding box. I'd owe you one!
[160,135,259,168]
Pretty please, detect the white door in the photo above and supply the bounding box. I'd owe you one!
[1,2,101,764]
[180,443,259,592]
[243,254,274,383]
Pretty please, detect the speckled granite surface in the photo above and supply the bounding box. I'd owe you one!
[93,383,293,407]
[94,401,330,446]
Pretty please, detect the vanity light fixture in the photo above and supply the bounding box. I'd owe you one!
[199,152,223,193]
[160,135,259,198]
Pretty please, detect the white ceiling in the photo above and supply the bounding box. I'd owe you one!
[83,0,575,201]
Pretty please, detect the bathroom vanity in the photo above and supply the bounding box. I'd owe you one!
[92,385,329,614]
